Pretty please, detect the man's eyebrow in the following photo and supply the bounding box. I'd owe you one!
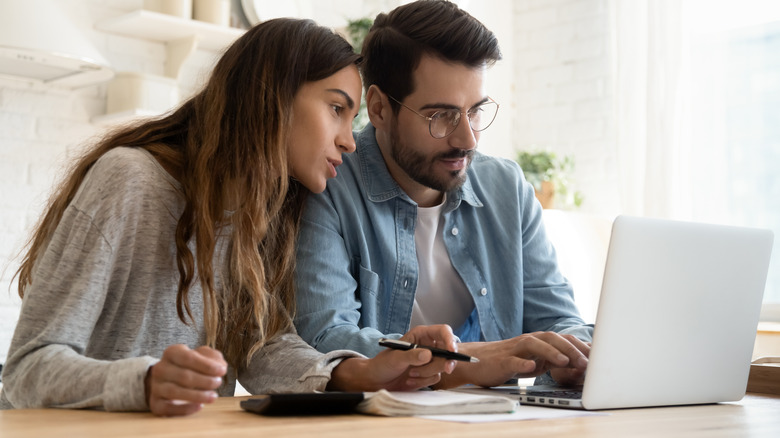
[326,89,355,109]
[419,97,491,111]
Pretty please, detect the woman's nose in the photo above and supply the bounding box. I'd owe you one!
[338,124,356,153]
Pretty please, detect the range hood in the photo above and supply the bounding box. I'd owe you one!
[0,0,113,89]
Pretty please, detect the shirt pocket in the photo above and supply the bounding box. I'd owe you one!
[358,265,380,297]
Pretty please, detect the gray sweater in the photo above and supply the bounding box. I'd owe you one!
[0,147,359,411]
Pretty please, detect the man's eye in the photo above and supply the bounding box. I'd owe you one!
[431,110,457,121]
[433,110,460,126]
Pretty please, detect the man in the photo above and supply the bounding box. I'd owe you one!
[295,0,591,388]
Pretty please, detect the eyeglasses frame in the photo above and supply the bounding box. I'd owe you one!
[385,93,500,139]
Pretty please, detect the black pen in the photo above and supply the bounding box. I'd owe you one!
[378,338,480,363]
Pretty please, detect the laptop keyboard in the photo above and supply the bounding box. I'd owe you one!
[524,389,583,400]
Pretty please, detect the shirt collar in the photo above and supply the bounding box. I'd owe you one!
[356,124,483,210]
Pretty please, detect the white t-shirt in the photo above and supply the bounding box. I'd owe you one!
[410,198,474,330]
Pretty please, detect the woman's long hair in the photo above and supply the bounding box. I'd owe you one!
[14,18,361,371]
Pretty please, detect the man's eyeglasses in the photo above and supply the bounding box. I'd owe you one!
[386,94,499,139]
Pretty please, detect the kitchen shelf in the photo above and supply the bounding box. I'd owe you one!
[96,9,244,52]
[93,9,245,125]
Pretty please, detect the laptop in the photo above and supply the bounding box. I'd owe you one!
[518,215,774,410]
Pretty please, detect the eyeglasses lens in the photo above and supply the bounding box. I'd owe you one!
[429,101,499,139]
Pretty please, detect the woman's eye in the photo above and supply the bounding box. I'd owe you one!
[331,104,343,115]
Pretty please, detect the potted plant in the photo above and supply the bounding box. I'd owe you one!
[345,17,373,130]
[515,149,583,209]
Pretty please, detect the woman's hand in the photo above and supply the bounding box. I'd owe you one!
[328,324,459,392]
[145,344,228,416]
[434,332,590,389]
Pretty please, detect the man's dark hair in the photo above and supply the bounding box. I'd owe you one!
[360,0,502,111]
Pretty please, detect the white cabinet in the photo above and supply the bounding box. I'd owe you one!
[93,9,245,124]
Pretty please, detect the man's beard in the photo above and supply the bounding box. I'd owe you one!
[388,120,473,193]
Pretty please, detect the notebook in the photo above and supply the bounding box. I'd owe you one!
[518,215,774,410]
[240,389,517,416]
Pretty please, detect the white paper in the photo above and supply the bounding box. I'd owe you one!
[418,406,605,423]
[359,389,516,416]
[414,386,607,423]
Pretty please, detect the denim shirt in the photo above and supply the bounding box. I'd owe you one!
[294,125,592,357]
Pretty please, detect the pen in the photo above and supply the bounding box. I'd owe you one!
[378,338,480,363]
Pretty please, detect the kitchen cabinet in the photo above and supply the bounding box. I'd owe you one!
[93,9,244,124]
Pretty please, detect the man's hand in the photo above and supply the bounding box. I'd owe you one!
[549,339,591,385]
[434,332,590,389]
[328,324,458,391]
[145,344,228,416]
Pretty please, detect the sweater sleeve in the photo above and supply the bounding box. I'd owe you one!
[238,331,364,394]
[1,205,155,411]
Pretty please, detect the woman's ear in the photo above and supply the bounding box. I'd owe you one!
[365,85,390,130]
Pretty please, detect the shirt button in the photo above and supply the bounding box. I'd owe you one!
[451,227,459,236]
[479,288,488,296]
[403,280,408,288]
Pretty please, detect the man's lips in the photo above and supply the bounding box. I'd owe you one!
[439,157,468,171]
[437,151,472,171]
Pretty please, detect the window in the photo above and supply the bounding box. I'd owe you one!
[611,0,779,320]
[686,1,780,315]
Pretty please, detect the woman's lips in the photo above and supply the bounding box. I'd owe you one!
[327,159,342,177]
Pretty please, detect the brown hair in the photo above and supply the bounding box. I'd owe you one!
[360,0,502,111]
[14,18,361,371]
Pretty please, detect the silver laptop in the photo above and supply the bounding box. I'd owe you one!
[518,215,774,410]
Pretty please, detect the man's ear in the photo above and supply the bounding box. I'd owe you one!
[366,85,391,130]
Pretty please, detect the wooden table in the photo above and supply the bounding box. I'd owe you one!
[2,393,779,438]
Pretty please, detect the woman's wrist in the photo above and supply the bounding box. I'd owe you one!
[144,365,153,408]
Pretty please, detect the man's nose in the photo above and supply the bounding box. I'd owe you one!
[448,114,477,150]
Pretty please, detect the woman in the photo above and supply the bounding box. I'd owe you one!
[0,18,457,417]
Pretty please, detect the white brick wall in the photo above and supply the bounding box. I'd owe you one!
[0,0,619,364]
[1,0,155,364]
[510,0,618,216]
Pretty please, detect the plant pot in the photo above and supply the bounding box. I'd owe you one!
[535,181,555,209]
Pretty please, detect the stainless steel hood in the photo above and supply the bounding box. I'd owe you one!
[0,0,113,89]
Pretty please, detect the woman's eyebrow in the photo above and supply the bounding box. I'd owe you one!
[327,89,356,109]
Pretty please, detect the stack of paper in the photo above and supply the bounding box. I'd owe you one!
[357,389,517,416]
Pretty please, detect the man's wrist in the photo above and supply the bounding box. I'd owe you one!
[327,357,371,392]
[431,363,471,389]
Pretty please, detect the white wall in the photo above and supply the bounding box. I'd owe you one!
[509,0,616,217]
[0,0,616,364]
[0,0,173,364]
